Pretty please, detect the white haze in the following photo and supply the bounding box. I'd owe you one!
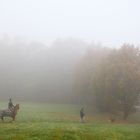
[0,0,140,47]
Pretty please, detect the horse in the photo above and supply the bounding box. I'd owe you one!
[0,104,19,121]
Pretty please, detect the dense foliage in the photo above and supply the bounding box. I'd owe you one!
[76,45,140,119]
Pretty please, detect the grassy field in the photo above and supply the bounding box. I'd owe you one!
[0,102,140,140]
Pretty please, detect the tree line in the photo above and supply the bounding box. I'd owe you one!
[0,36,140,120]
[75,44,140,120]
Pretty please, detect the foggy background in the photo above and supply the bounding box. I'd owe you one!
[0,0,140,103]
[0,0,140,46]
[0,37,101,103]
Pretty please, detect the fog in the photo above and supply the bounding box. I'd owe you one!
[0,37,93,102]
[0,0,140,46]
[0,0,140,104]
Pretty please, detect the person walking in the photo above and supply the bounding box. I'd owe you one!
[80,107,85,123]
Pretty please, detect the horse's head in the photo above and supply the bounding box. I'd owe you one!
[11,104,19,121]
[14,104,20,112]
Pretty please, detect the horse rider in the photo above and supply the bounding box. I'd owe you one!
[8,98,14,112]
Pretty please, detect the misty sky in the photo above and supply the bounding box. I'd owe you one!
[0,0,140,47]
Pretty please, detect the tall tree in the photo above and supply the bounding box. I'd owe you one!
[94,45,140,119]
[74,46,110,104]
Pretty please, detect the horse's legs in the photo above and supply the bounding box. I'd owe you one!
[12,116,15,121]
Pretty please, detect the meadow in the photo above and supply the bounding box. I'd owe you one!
[0,102,140,140]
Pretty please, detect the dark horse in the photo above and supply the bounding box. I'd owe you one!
[0,104,19,121]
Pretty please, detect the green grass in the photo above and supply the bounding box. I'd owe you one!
[0,102,140,140]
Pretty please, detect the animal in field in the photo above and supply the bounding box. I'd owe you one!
[110,118,116,123]
[0,104,19,121]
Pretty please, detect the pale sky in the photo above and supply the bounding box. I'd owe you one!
[0,0,140,47]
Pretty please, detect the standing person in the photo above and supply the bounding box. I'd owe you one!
[80,107,85,123]
[8,98,14,111]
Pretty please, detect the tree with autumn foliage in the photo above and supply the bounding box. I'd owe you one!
[93,44,140,119]
[74,47,110,104]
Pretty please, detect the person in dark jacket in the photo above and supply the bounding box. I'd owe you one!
[80,107,85,123]
[8,98,14,111]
